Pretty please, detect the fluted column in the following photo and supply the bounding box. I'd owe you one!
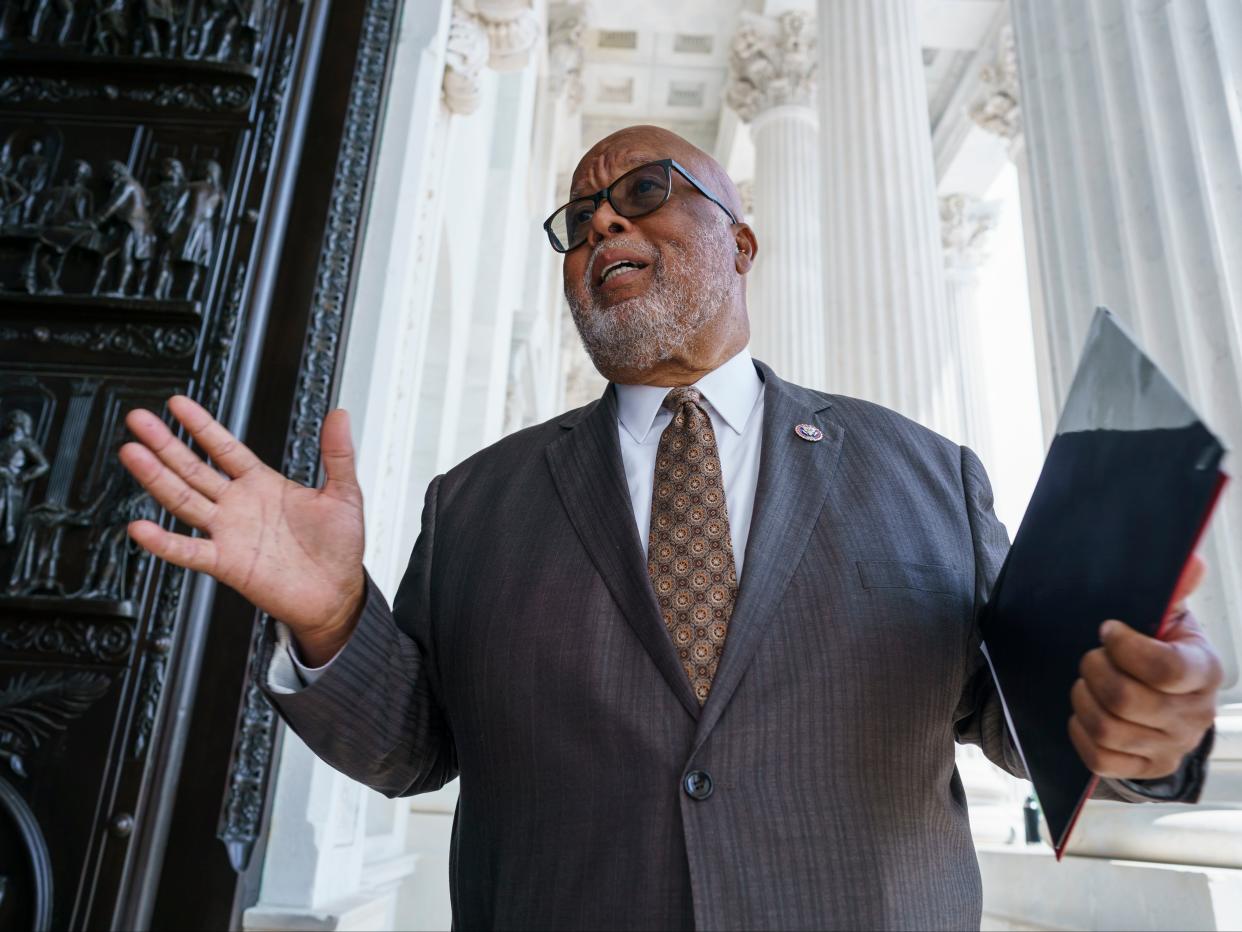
[727,11,825,388]
[940,194,999,460]
[1012,0,1242,702]
[818,0,964,439]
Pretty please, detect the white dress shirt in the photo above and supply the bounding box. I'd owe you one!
[276,347,766,691]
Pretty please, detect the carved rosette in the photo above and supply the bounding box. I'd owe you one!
[443,5,491,115]
[940,194,1000,275]
[547,1,590,112]
[969,24,1021,143]
[726,10,818,123]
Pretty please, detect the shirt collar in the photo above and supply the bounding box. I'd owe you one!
[614,347,762,444]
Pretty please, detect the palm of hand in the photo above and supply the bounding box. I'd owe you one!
[118,396,366,637]
[209,471,364,628]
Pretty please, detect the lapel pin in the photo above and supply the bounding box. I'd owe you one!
[794,423,823,442]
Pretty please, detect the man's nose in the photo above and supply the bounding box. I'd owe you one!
[586,199,633,248]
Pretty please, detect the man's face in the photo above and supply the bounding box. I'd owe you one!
[562,134,740,378]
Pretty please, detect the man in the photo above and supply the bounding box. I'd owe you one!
[118,126,1222,930]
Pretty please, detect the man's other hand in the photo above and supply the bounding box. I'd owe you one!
[119,395,366,665]
[1069,555,1222,780]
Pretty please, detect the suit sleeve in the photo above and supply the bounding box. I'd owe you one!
[257,475,458,798]
[952,445,1211,803]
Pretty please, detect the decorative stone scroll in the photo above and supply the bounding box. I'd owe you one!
[969,24,1020,144]
[726,10,817,123]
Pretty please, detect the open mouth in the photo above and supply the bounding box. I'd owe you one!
[596,260,649,289]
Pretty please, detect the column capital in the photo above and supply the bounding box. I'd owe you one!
[726,10,817,123]
[470,0,541,72]
[940,193,1000,275]
[969,24,1021,144]
[547,1,591,112]
[443,4,490,115]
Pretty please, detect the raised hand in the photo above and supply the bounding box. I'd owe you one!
[119,395,366,665]
[1069,555,1222,780]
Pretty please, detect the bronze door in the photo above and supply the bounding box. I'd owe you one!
[0,1,401,927]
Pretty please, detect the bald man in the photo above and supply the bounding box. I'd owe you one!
[120,126,1220,930]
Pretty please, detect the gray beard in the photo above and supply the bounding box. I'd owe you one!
[566,225,735,375]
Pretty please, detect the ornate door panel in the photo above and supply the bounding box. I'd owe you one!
[0,1,401,928]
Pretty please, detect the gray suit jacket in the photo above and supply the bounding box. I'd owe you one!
[260,361,1208,930]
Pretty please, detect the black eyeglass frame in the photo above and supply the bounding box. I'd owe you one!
[542,158,739,253]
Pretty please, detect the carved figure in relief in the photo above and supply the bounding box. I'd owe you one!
[0,148,25,227]
[23,0,77,45]
[89,160,154,296]
[23,159,94,294]
[5,497,98,595]
[12,140,49,224]
[139,0,179,57]
[176,158,222,298]
[0,411,49,547]
[77,480,156,600]
[148,157,189,299]
[91,0,132,55]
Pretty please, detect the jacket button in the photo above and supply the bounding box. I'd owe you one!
[684,770,713,801]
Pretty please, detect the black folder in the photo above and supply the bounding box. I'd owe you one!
[978,307,1228,858]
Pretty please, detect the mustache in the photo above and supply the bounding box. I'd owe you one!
[580,237,658,293]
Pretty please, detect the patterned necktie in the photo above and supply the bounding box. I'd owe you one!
[647,387,739,705]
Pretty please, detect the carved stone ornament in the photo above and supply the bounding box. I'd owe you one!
[443,5,490,115]
[969,24,1020,143]
[940,193,1000,273]
[726,10,818,123]
[473,0,539,72]
[547,1,589,112]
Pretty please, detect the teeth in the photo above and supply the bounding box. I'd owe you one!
[601,261,642,283]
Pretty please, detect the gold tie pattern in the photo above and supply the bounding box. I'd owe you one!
[647,387,738,705]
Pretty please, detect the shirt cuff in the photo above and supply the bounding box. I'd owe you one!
[265,620,343,694]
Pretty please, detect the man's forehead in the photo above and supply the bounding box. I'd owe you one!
[570,148,662,198]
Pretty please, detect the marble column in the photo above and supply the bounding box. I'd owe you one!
[1002,0,1242,885]
[727,10,826,389]
[940,194,999,461]
[1011,0,1242,702]
[817,0,964,440]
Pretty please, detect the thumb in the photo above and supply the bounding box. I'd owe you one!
[320,408,359,498]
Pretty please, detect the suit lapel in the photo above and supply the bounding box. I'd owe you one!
[545,387,702,720]
[692,361,844,752]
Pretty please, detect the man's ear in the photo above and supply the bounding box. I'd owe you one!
[734,224,758,274]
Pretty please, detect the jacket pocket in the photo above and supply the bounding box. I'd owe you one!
[855,559,966,595]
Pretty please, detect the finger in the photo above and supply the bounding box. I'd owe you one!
[1079,646,1169,726]
[167,394,262,479]
[125,407,229,500]
[127,519,219,575]
[320,408,359,500]
[1079,647,1218,740]
[1070,677,1181,758]
[1099,619,1222,695]
[119,442,216,529]
[1068,715,1171,779]
[1168,554,1206,615]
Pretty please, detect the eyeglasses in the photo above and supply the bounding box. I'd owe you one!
[543,158,738,253]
